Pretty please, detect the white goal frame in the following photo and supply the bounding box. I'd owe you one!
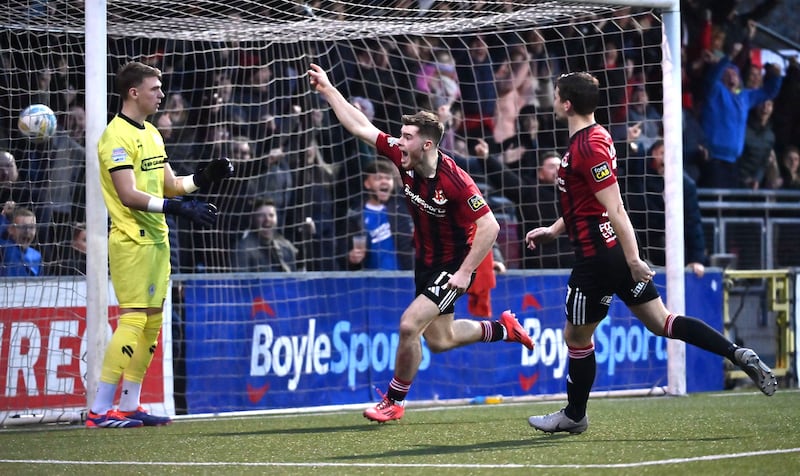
[80,0,687,414]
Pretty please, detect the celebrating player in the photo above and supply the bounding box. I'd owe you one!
[87,61,233,428]
[308,63,533,423]
[525,72,777,435]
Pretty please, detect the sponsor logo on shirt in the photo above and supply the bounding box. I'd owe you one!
[388,137,400,147]
[404,184,446,217]
[591,162,612,182]
[468,194,486,212]
[141,156,166,171]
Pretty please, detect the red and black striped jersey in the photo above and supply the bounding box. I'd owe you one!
[376,132,492,268]
[557,123,619,258]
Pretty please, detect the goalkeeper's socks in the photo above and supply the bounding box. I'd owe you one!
[118,380,143,412]
[91,381,120,415]
[665,314,738,360]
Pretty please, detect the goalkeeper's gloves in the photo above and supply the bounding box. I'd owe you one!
[164,198,218,227]
[193,157,234,189]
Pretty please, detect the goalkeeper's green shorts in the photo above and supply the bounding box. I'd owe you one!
[109,230,170,308]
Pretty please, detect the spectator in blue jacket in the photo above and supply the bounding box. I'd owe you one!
[699,56,782,188]
[339,159,413,271]
[0,207,42,277]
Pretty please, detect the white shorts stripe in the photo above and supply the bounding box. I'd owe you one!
[568,285,587,326]
[438,288,460,313]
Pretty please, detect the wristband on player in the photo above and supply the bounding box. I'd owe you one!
[146,196,165,213]
[181,175,199,194]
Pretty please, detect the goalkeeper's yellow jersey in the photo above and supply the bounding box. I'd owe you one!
[98,113,169,244]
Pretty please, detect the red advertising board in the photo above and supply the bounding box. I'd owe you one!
[0,306,165,412]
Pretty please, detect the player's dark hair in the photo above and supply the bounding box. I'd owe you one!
[116,61,162,100]
[555,72,599,115]
[401,111,444,146]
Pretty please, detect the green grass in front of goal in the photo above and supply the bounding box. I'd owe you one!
[1,390,799,475]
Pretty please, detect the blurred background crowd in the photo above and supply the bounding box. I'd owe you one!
[1,0,798,277]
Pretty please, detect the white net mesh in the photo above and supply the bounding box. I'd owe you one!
[2,0,673,419]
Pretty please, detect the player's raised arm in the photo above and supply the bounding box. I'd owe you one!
[307,63,380,147]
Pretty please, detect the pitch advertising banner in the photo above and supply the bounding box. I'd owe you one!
[0,280,170,416]
[182,272,724,414]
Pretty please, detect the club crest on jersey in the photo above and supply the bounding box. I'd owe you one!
[433,189,448,205]
[592,162,612,182]
[468,194,487,211]
[561,152,570,168]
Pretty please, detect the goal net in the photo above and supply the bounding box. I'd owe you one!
[2,0,702,423]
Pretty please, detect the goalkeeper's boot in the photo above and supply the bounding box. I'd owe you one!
[499,310,534,350]
[85,409,143,429]
[363,389,404,423]
[119,406,172,426]
[528,408,588,435]
[733,348,778,396]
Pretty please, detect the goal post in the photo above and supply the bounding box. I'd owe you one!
[2,0,703,424]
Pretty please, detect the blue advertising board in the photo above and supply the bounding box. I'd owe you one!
[182,272,723,414]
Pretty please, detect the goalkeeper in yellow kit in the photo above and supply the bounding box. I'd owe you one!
[87,61,233,428]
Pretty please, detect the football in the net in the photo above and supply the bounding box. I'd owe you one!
[18,104,57,141]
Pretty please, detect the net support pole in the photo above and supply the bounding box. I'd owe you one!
[84,0,109,410]
[661,2,687,396]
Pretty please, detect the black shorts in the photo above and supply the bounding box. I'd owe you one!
[565,244,660,325]
[415,261,475,315]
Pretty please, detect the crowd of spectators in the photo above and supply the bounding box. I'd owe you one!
[2,1,799,277]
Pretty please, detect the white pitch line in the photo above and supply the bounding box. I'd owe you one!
[2,448,799,469]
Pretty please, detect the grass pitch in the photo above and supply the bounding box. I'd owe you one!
[1,389,799,475]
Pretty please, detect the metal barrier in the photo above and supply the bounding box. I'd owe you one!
[698,188,800,270]
[723,269,794,383]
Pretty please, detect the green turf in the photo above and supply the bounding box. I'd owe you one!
[2,390,799,475]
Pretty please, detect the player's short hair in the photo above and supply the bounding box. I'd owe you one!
[555,72,599,115]
[401,111,444,146]
[116,61,162,99]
